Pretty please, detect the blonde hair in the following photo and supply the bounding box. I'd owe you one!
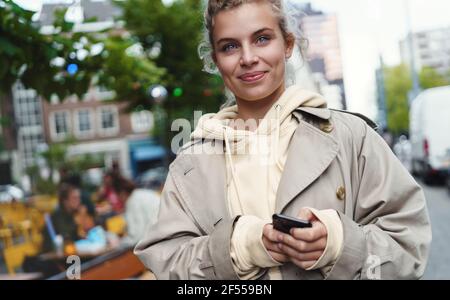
[198,0,308,107]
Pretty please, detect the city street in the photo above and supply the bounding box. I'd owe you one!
[421,180,450,279]
[2,0,450,282]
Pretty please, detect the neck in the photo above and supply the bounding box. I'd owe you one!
[235,83,285,123]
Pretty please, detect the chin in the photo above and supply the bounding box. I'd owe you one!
[234,84,278,102]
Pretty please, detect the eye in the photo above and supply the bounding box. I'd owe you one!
[221,43,238,52]
[256,36,270,44]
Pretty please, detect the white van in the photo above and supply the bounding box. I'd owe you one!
[410,86,450,183]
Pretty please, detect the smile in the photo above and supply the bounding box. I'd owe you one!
[238,72,267,83]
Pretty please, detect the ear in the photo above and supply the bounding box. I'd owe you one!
[285,33,295,59]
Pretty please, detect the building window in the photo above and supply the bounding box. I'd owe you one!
[55,112,68,134]
[101,108,115,129]
[50,111,70,141]
[98,106,119,136]
[12,82,45,170]
[79,110,91,132]
[131,110,154,133]
[75,109,94,138]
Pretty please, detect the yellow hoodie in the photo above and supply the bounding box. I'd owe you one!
[190,85,343,279]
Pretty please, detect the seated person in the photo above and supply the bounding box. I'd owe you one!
[42,183,95,253]
[95,171,124,216]
[60,170,96,217]
[113,178,160,246]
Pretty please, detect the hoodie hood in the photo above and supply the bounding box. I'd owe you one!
[190,85,328,217]
[190,85,327,145]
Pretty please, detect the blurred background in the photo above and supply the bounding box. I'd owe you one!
[0,0,449,280]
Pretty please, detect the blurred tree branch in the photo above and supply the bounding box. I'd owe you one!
[0,0,165,106]
[117,0,225,126]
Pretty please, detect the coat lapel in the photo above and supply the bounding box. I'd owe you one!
[172,141,229,234]
[275,110,339,212]
[173,108,339,227]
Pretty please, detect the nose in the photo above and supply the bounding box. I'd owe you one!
[240,44,258,67]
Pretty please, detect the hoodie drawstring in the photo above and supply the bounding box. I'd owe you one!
[224,126,245,214]
[225,105,283,215]
[267,104,282,213]
[274,104,281,167]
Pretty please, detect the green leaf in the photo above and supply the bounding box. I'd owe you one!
[0,36,18,56]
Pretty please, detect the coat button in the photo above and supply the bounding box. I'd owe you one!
[320,121,334,133]
[336,186,346,201]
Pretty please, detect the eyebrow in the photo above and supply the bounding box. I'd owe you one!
[216,27,275,45]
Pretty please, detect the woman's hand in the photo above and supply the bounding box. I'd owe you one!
[262,224,289,263]
[277,208,328,270]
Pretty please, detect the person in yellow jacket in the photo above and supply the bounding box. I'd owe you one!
[135,0,431,280]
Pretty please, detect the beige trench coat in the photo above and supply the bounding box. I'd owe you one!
[134,107,432,280]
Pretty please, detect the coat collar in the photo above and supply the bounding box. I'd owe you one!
[295,107,331,120]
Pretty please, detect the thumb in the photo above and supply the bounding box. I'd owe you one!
[297,207,316,222]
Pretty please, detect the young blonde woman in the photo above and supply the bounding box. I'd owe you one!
[135,0,431,280]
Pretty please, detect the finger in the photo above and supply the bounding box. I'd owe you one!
[279,235,327,253]
[278,243,323,261]
[263,224,280,242]
[297,208,316,222]
[262,237,284,253]
[290,223,327,242]
[268,251,289,263]
[263,225,288,242]
[263,235,291,255]
[290,258,317,270]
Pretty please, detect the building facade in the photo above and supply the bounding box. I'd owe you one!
[295,3,347,109]
[4,0,164,189]
[41,88,158,179]
[400,26,450,75]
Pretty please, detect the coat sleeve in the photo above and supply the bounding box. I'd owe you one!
[326,125,432,280]
[133,171,240,280]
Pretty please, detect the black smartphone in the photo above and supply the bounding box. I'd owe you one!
[272,214,312,234]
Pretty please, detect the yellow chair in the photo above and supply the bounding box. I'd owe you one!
[22,241,39,257]
[16,220,32,242]
[3,243,28,275]
[106,215,127,236]
[32,195,58,214]
[1,204,45,270]
[29,227,43,252]
[2,241,40,275]
[14,221,40,256]
[0,228,13,248]
[1,203,28,226]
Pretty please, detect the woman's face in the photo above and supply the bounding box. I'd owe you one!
[63,189,81,214]
[212,2,294,103]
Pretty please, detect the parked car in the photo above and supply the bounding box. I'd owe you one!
[446,169,450,194]
[410,86,450,184]
[445,149,450,194]
[135,167,168,190]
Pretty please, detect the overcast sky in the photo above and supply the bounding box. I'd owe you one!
[308,0,450,117]
[13,0,450,118]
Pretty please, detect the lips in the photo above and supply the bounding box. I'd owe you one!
[238,71,267,83]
